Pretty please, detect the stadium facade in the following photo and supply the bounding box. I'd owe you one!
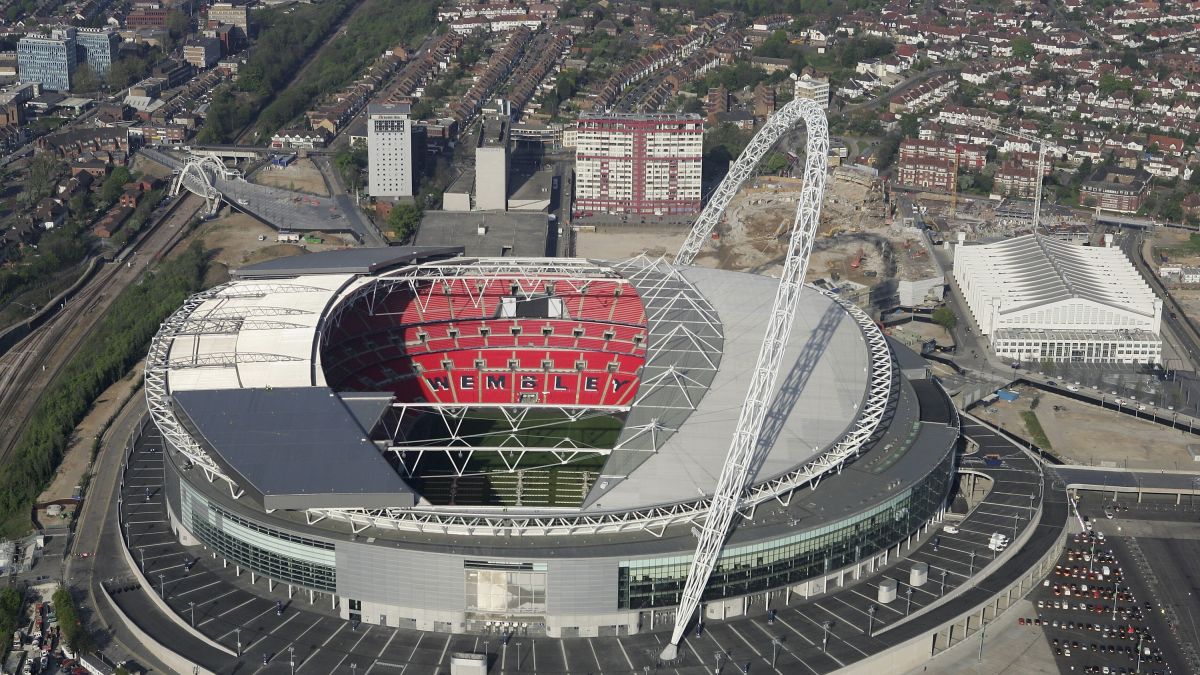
[149,247,959,638]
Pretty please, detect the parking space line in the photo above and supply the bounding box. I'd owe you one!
[363,628,397,675]
[617,639,635,670]
[325,624,373,674]
[398,632,423,674]
[587,639,603,672]
[199,596,255,626]
[747,619,815,674]
[175,580,221,597]
[242,610,300,653]
[793,609,867,658]
[432,633,451,671]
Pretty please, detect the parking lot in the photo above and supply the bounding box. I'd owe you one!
[1024,528,1170,674]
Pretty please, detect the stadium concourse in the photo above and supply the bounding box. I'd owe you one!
[128,242,968,649]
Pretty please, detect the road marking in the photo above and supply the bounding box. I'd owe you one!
[242,610,300,652]
[364,628,397,675]
[433,633,452,672]
[174,580,221,597]
[200,596,255,625]
[325,624,372,674]
[726,624,762,656]
[587,638,603,671]
[616,639,635,671]
[398,632,423,674]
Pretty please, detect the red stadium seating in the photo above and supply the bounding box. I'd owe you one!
[322,275,650,406]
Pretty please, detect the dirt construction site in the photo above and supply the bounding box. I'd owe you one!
[576,172,943,307]
[250,157,331,196]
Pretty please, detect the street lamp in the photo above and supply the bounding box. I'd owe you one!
[236,627,241,656]
[905,588,913,616]
[977,619,987,662]
[189,601,195,627]
[771,637,781,668]
[969,550,976,576]
[288,645,295,675]
[866,605,877,637]
[940,569,948,596]
[822,621,834,653]
[158,573,165,598]
[516,642,522,668]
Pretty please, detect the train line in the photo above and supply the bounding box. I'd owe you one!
[0,193,204,467]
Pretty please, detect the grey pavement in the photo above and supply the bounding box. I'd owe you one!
[140,147,380,244]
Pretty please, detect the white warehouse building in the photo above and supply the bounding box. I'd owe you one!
[953,234,1162,364]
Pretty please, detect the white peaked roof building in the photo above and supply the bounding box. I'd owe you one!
[954,235,1162,364]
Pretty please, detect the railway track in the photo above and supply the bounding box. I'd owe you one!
[0,193,203,466]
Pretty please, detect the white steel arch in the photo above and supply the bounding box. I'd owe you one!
[663,97,830,658]
[170,155,243,216]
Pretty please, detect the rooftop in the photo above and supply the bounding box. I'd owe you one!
[955,234,1159,320]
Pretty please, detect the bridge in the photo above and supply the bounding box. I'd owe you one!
[142,147,385,246]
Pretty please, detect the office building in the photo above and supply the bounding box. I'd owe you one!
[207,1,250,32]
[76,28,118,79]
[475,116,509,210]
[17,29,76,92]
[183,37,221,69]
[368,103,419,198]
[954,234,1162,363]
[575,113,703,217]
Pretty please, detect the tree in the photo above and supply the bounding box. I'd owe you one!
[932,306,957,330]
[72,64,100,94]
[1012,38,1035,59]
[108,56,151,90]
[52,587,94,656]
[900,113,920,138]
[24,153,62,208]
[99,166,132,205]
[387,203,422,241]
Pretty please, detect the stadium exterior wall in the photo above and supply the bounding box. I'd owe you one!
[163,420,957,638]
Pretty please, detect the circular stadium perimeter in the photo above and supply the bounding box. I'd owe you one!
[145,247,959,638]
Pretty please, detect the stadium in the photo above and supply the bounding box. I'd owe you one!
[146,246,958,638]
[146,100,959,644]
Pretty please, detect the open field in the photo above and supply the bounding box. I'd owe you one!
[985,384,1198,469]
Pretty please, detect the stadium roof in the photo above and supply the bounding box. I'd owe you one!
[165,273,357,392]
[157,257,880,515]
[173,387,416,510]
[582,261,870,510]
[956,234,1157,318]
[232,246,463,278]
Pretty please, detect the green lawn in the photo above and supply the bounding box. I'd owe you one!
[1019,410,1052,450]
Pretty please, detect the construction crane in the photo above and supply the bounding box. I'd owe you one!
[984,123,1049,233]
[662,97,829,660]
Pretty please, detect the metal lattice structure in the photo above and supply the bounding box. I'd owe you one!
[170,155,243,216]
[305,290,890,536]
[144,285,241,494]
[661,98,831,658]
